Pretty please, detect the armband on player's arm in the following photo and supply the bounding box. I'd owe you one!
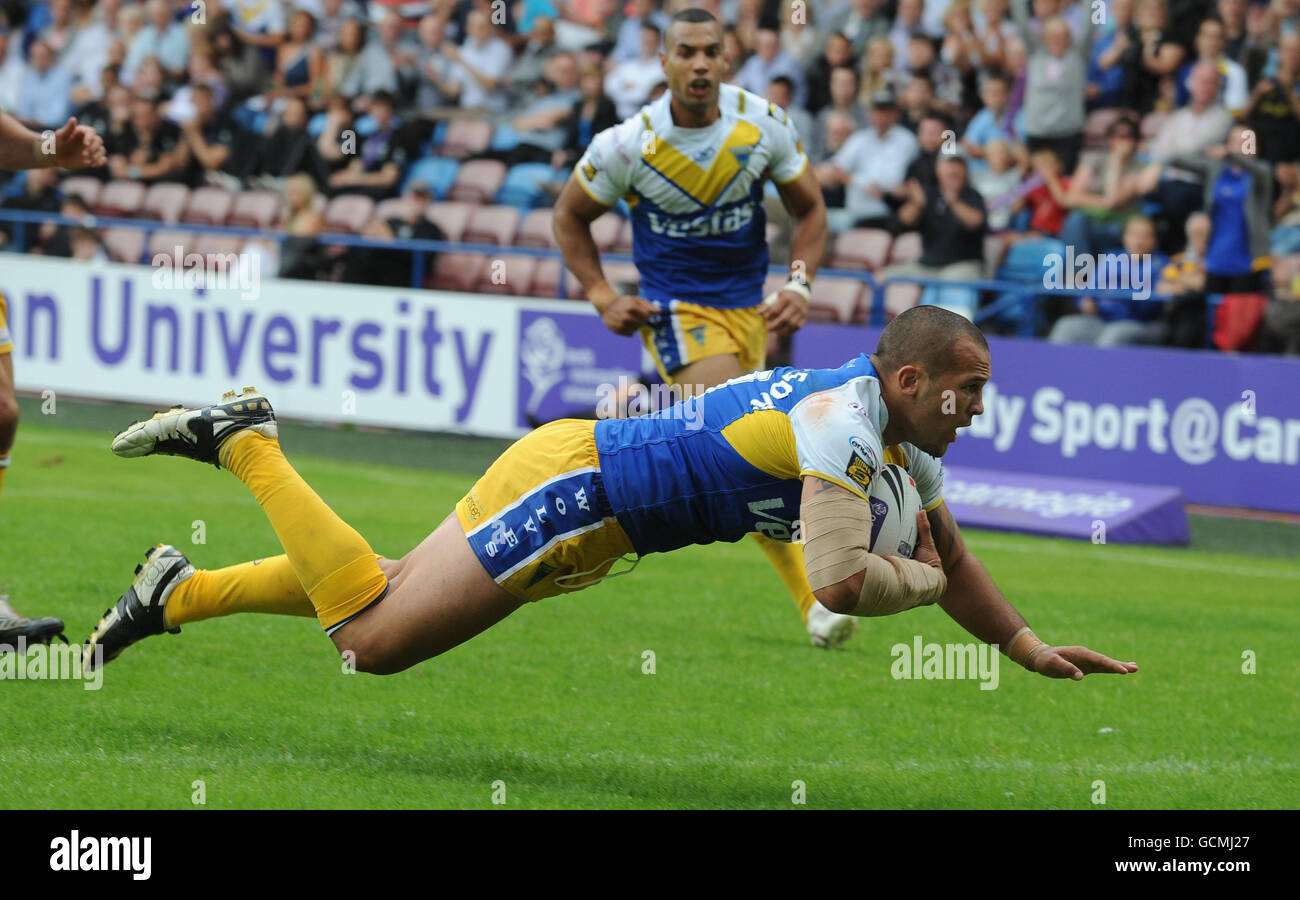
[801,490,947,617]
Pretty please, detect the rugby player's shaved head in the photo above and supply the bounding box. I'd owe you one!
[874,306,988,377]
[872,306,989,456]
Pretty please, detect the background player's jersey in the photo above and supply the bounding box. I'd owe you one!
[594,355,945,555]
[573,83,808,309]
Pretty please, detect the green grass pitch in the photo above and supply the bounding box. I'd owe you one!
[1,397,1297,809]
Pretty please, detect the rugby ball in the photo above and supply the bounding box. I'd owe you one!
[867,464,922,558]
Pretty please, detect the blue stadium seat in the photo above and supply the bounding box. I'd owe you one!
[402,157,459,199]
[352,114,398,138]
[231,105,269,135]
[991,237,1068,335]
[996,238,1066,283]
[430,120,448,151]
[307,111,327,137]
[921,284,980,319]
[489,124,522,152]
[496,162,560,210]
[2,171,28,198]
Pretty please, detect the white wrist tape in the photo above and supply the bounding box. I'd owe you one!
[781,278,811,301]
[764,277,811,305]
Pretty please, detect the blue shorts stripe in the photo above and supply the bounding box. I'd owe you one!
[466,469,612,582]
[647,303,684,373]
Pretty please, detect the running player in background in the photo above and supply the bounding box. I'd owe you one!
[551,8,849,647]
[0,109,105,646]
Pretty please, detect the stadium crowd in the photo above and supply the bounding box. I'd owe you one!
[0,0,1298,353]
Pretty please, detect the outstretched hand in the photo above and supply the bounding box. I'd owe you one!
[1032,645,1138,680]
[47,117,106,169]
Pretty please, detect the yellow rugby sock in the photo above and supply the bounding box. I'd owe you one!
[220,432,388,631]
[750,532,818,622]
[163,555,315,628]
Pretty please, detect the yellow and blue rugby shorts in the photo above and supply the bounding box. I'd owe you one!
[640,300,767,382]
[0,292,13,354]
[456,419,636,602]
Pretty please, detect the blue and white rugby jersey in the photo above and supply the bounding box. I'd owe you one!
[573,83,809,308]
[594,355,946,555]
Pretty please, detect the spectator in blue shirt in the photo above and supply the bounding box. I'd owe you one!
[1167,123,1273,294]
[16,39,73,130]
[611,0,670,64]
[962,73,1027,170]
[1087,0,1135,109]
[123,0,190,83]
[736,27,809,108]
[1048,215,1171,345]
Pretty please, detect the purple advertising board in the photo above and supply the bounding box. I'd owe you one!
[793,323,1300,514]
[517,309,643,429]
[942,465,1188,544]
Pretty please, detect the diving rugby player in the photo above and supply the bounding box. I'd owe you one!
[86,307,1137,685]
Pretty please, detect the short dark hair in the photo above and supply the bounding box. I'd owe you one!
[671,7,718,26]
[665,7,720,48]
[921,110,954,131]
[874,306,989,377]
[769,75,794,91]
[1106,114,1139,139]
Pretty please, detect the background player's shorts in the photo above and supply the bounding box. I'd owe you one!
[456,419,636,602]
[0,292,13,354]
[640,300,766,382]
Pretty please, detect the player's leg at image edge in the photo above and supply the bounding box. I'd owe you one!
[0,293,67,647]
